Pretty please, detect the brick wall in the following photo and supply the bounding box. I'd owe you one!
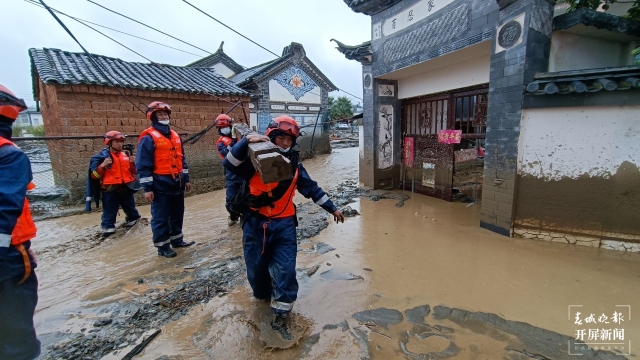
[37,80,250,203]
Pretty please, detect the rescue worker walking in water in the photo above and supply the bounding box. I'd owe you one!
[0,84,41,360]
[214,114,243,226]
[137,101,195,258]
[89,131,141,237]
[223,116,345,340]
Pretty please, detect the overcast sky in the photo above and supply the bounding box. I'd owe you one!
[4,0,371,107]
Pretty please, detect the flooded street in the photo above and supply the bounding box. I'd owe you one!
[32,147,639,359]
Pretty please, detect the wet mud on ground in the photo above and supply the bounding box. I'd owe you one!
[31,148,640,359]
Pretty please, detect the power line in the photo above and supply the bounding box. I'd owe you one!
[181,0,280,58]
[37,0,148,115]
[179,1,363,101]
[24,0,202,58]
[86,0,214,55]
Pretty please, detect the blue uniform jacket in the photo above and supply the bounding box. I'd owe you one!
[0,131,37,283]
[85,148,111,211]
[217,136,242,184]
[136,123,190,195]
[222,137,337,214]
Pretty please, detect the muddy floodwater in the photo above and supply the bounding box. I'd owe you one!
[32,147,639,359]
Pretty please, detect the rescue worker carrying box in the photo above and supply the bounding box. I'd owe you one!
[223,115,345,340]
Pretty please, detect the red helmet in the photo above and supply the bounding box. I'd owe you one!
[215,114,232,128]
[146,101,171,120]
[104,131,125,145]
[0,84,28,121]
[266,116,300,137]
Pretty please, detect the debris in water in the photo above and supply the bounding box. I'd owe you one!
[137,278,144,284]
[184,265,196,270]
[93,318,113,327]
[335,254,340,258]
[340,206,360,217]
[352,308,404,329]
[363,268,372,272]
[306,264,320,277]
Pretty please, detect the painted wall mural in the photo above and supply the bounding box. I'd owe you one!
[378,105,394,169]
[273,66,318,101]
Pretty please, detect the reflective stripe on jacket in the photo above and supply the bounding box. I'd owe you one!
[0,138,36,246]
[138,128,183,177]
[249,169,299,219]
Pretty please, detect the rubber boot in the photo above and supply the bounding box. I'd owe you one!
[271,313,293,341]
[157,245,177,258]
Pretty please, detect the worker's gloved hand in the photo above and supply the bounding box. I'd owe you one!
[332,210,345,224]
[185,183,192,192]
[246,134,270,143]
[129,155,136,164]
[144,191,154,203]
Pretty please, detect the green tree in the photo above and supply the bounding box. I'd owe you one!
[328,96,353,124]
[12,124,24,137]
[558,0,640,19]
[28,125,46,137]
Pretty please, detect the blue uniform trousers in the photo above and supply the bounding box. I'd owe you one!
[100,188,140,231]
[242,212,298,314]
[0,241,40,360]
[225,170,243,220]
[150,192,185,247]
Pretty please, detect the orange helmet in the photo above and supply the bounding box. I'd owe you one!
[266,116,300,138]
[146,101,171,120]
[0,84,28,121]
[215,114,232,128]
[104,131,125,145]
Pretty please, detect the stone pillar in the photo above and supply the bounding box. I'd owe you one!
[372,78,401,189]
[480,0,554,236]
[360,66,375,188]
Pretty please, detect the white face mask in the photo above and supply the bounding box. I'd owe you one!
[158,120,170,125]
[278,146,290,153]
[221,127,231,135]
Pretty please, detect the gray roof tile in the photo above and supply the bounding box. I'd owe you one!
[29,48,249,96]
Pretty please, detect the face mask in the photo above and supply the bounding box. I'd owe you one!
[158,120,170,125]
[278,146,290,153]
[221,127,231,135]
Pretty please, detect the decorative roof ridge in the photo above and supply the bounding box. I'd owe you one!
[331,39,372,65]
[526,66,640,95]
[553,8,640,37]
[185,41,245,73]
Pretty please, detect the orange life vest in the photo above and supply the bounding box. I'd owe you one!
[102,151,136,185]
[249,169,299,219]
[0,138,37,245]
[216,136,232,159]
[139,128,183,177]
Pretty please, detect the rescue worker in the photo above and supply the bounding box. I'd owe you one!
[136,101,195,258]
[214,114,243,225]
[89,131,141,237]
[223,116,345,340]
[0,84,41,359]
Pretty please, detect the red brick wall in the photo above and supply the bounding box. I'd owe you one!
[37,79,251,203]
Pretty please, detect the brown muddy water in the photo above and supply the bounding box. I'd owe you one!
[31,147,639,359]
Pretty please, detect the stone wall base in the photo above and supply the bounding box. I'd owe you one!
[513,227,640,252]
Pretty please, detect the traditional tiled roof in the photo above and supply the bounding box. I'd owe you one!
[185,41,245,74]
[553,8,640,37]
[525,66,640,95]
[29,48,249,97]
[229,42,338,91]
[343,0,404,15]
[331,39,372,65]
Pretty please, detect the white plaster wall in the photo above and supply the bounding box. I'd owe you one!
[31,114,43,126]
[268,80,321,104]
[397,52,490,99]
[249,113,258,131]
[212,63,235,78]
[549,32,629,72]
[518,106,640,180]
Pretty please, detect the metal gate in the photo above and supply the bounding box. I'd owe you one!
[401,87,487,201]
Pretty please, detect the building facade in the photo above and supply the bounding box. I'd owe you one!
[187,42,338,157]
[336,0,640,251]
[29,48,251,202]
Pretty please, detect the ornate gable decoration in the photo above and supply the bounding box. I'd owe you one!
[273,66,317,101]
